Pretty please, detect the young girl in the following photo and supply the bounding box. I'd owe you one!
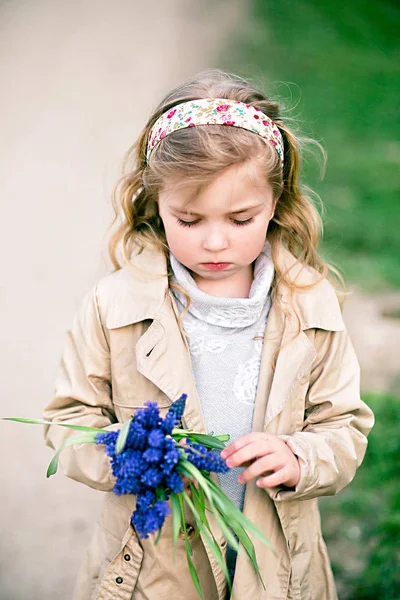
[43,68,374,600]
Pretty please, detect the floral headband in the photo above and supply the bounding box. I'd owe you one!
[146,98,284,166]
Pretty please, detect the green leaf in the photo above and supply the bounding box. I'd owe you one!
[206,477,272,549]
[210,508,239,552]
[2,417,105,433]
[171,429,230,450]
[233,522,266,590]
[202,475,271,589]
[154,526,163,546]
[191,485,208,527]
[115,419,131,455]
[185,541,204,600]
[177,457,272,590]
[182,491,232,594]
[208,498,266,588]
[177,461,266,594]
[179,461,237,547]
[191,486,223,549]
[46,432,98,477]
[177,493,193,556]
[178,464,235,593]
[213,434,230,442]
[185,433,228,450]
[170,493,181,547]
[177,461,214,506]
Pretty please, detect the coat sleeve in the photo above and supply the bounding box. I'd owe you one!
[43,286,120,492]
[269,326,375,502]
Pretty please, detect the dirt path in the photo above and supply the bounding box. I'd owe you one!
[343,288,400,394]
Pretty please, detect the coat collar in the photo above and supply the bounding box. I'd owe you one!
[97,244,169,329]
[97,242,344,332]
[273,244,345,332]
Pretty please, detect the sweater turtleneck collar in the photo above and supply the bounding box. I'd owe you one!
[170,240,275,329]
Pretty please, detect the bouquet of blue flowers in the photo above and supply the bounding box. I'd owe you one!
[3,394,271,598]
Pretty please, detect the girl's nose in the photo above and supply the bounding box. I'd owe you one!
[202,226,229,252]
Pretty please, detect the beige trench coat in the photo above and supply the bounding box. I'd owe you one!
[43,243,374,600]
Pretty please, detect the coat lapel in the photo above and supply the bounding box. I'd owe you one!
[264,313,317,431]
[134,291,208,434]
[249,295,317,435]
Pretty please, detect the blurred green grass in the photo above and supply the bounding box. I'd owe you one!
[221,6,400,597]
[221,0,400,289]
[319,394,400,599]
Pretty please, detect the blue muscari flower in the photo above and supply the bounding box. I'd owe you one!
[131,509,146,536]
[161,394,187,434]
[153,499,171,524]
[168,394,187,421]
[95,430,118,447]
[95,393,229,539]
[186,441,229,474]
[161,412,179,435]
[126,421,148,450]
[143,447,163,463]
[161,437,180,474]
[141,466,163,488]
[114,475,142,496]
[116,449,145,476]
[166,470,185,493]
[135,401,162,430]
[148,428,164,448]
[146,501,171,535]
[136,489,156,510]
[131,500,171,539]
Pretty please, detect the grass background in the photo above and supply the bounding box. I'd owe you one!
[219,2,400,597]
[221,0,399,289]
[319,394,400,599]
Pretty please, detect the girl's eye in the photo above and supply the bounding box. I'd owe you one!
[175,217,254,227]
[232,218,253,226]
[176,218,199,227]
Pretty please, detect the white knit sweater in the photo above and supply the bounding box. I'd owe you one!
[170,241,275,511]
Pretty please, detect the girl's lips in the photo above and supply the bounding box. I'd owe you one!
[201,263,231,270]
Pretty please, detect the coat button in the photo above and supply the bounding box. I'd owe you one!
[116,576,123,584]
[179,524,195,540]
[124,554,131,561]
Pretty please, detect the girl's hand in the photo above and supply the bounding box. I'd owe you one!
[220,432,301,489]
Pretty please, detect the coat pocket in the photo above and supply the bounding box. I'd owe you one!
[112,388,173,425]
[113,389,172,409]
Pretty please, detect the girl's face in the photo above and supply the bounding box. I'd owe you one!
[158,159,276,292]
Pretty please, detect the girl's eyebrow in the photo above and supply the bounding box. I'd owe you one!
[170,203,264,217]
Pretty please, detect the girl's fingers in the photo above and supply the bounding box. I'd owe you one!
[221,432,272,460]
[256,467,289,489]
[224,440,274,468]
[237,454,281,484]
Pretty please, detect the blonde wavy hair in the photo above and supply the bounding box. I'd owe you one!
[108,68,344,326]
